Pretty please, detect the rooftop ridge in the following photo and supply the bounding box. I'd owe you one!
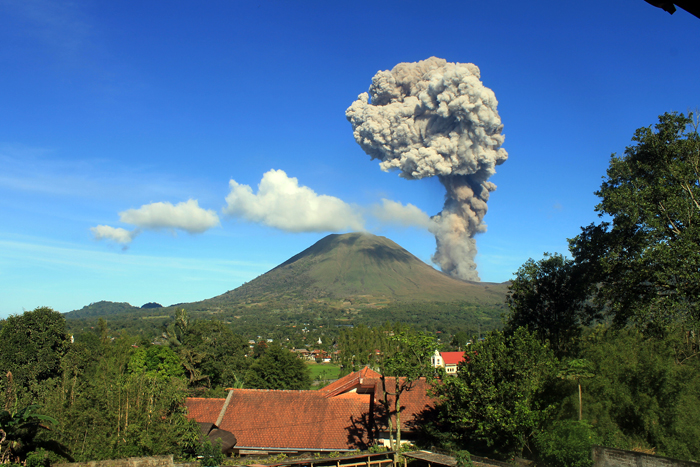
[230,388,327,394]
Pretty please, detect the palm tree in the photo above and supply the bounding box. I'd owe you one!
[558,359,595,421]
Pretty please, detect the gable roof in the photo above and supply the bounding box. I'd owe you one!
[186,389,371,451]
[440,352,465,366]
[322,368,434,432]
[320,366,381,398]
[185,367,436,452]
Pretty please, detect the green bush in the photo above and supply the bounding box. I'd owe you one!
[25,449,50,467]
[534,420,600,467]
[454,450,474,467]
[197,439,225,467]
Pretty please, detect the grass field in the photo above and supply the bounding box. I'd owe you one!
[306,362,342,383]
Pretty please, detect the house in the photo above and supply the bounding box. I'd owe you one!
[292,348,311,360]
[185,367,435,455]
[431,350,465,375]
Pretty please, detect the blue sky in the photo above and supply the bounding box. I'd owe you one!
[1,0,698,318]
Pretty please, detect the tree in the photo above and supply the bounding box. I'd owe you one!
[179,319,249,389]
[505,254,598,357]
[337,324,390,375]
[376,328,436,453]
[0,307,70,394]
[244,344,311,390]
[570,112,700,330]
[533,420,600,467]
[432,328,557,459]
[576,326,700,459]
[450,331,470,350]
[129,345,185,380]
[557,359,594,421]
[42,332,199,461]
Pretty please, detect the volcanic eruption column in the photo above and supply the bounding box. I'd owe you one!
[346,57,508,281]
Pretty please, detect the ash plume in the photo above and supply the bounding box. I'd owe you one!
[346,57,507,281]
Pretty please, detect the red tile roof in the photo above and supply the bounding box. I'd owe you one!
[186,390,371,451]
[440,351,466,366]
[185,367,436,452]
[371,377,434,432]
[320,366,381,398]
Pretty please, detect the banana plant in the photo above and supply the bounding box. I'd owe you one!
[0,405,67,464]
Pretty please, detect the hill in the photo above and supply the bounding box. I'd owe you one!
[65,301,141,319]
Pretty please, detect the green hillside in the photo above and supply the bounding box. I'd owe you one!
[65,300,141,319]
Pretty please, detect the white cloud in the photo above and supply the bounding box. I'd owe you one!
[223,169,364,233]
[119,199,220,233]
[371,198,432,228]
[91,199,219,245]
[90,225,138,244]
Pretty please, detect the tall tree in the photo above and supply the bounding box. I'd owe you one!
[377,328,436,453]
[0,307,70,396]
[180,319,249,389]
[577,326,700,459]
[505,254,598,357]
[42,332,199,461]
[337,324,390,375]
[570,112,700,330]
[557,359,594,422]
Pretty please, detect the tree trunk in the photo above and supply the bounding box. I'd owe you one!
[578,381,582,421]
[393,379,402,466]
[381,375,395,451]
[394,379,402,450]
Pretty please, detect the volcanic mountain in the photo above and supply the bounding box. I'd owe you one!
[65,233,509,333]
[198,232,508,309]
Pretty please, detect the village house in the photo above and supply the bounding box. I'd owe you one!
[185,367,434,455]
[431,350,465,375]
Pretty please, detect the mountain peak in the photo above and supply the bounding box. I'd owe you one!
[209,232,507,305]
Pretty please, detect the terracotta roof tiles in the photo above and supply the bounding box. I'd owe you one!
[187,389,372,451]
[185,367,435,452]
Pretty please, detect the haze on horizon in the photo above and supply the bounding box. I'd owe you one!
[0,0,698,318]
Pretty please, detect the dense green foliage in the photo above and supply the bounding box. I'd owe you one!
[430,328,557,459]
[533,420,600,467]
[64,299,504,351]
[505,254,598,357]
[570,112,700,330]
[0,309,201,463]
[244,343,312,390]
[0,307,320,463]
[0,307,71,392]
[0,405,63,464]
[577,327,700,458]
[425,326,700,463]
